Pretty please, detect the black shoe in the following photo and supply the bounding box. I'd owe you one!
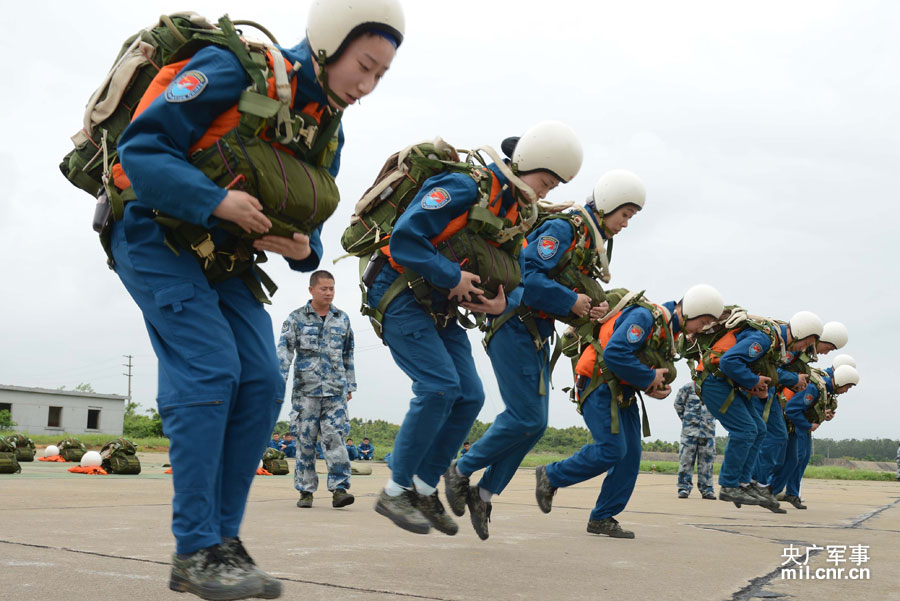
[332,489,355,508]
[701,492,717,500]
[718,486,760,507]
[414,490,459,535]
[782,494,807,510]
[296,492,313,508]
[466,486,492,541]
[374,489,431,534]
[677,491,689,499]
[169,544,264,600]
[535,465,557,513]
[586,517,634,539]
[221,537,282,599]
[750,483,786,513]
[443,459,470,517]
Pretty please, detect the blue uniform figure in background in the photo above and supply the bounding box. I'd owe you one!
[268,433,283,451]
[105,2,404,598]
[369,122,583,536]
[536,284,722,539]
[345,438,359,461]
[449,169,653,541]
[358,438,374,460]
[675,382,717,499]
[280,434,296,459]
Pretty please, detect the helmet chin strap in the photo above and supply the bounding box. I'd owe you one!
[315,50,349,110]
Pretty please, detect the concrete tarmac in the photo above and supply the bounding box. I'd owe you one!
[2,453,898,601]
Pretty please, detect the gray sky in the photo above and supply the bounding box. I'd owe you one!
[1,0,898,443]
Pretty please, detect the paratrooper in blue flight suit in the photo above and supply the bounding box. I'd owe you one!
[368,122,584,535]
[535,284,724,538]
[743,311,822,513]
[777,363,858,509]
[447,169,648,540]
[108,1,405,597]
[674,382,717,499]
[278,270,356,509]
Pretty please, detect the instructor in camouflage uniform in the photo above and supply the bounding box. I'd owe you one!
[278,270,356,509]
[674,382,717,499]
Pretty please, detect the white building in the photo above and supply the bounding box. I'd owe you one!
[0,385,126,436]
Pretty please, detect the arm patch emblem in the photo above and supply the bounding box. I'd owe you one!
[537,236,559,260]
[422,187,451,209]
[165,70,209,103]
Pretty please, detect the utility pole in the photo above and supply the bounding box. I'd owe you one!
[122,355,133,402]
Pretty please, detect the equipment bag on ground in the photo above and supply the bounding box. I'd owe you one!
[7,433,36,462]
[261,447,289,475]
[100,438,142,474]
[0,437,21,473]
[57,437,87,462]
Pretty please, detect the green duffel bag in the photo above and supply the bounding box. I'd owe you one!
[0,451,21,474]
[8,433,36,462]
[57,437,87,462]
[435,228,521,300]
[100,438,141,474]
[107,454,142,475]
[191,129,340,239]
[261,447,289,475]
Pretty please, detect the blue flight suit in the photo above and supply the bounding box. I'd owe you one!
[268,439,283,450]
[545,301,681,522]
[366,164,518,489]
[750,324,790,487]
[113,41,342,555]
[346,444,359,461]
[779,373,831,496]
[699,328,769,488]
[280,439,297,459]
[458,213,602,495]
[358,442,374,460]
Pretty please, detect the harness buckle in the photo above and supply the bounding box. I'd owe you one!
[293,122,318,148]
[191,235,216,269]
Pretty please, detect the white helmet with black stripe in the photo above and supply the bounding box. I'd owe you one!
[682,284,725,320]
[509,121,583,183]
[307,0,405,64]
[588,169,646,215]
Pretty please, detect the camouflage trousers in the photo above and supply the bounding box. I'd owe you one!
[290,394,351,493]
[677,434,715,495]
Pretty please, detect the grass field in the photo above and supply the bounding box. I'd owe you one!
[521,455,895,482]
[1,431,169,451]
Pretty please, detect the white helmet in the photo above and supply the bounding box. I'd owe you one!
[511,121,583,183]
[80,451,102,468]
[789,311,824,340]
[589,169,646,215]
[833,364,859,388]
[44,445,59,457]
[831,354,856,369]
[820,321,848,349]
[307,0,405,63]
[682,284,725,320]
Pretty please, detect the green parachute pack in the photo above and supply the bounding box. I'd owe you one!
[684,306,785,420]
[100,438,142,474]
[57,437,87,462]
[60,13,341,303]
[0,436,22,474]
[340,139,535,337]
[261,447,289,475]
[5,433,36,462]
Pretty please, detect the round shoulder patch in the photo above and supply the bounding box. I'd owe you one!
[165,70,208,103]
[748,342,763,358]
[537,236,560,260]
[626,323,645,344]
[422,187,451,210]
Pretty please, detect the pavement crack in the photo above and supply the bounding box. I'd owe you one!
[0,538,457,600]
[724,496,898,601]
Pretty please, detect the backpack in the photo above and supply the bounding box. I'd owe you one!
[7,433,36,462]
[59,14,340,302]
[261,447,289,475]
[100,438,142,474]
[57,437,87,462]
[0,436,22,473]
[340,138,477,257]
